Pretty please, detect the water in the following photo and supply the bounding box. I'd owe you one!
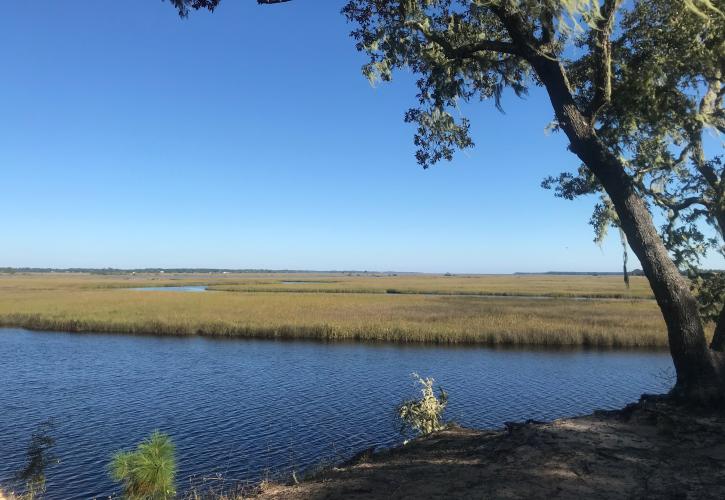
[0,328,672,499]
[129,286,208,292]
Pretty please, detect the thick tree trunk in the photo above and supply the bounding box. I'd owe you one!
[711,303,725,352]
[529,55,725,404]
[715,210,725,244]
[708,210,725,352]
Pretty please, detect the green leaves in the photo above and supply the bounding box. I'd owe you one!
[544,0,723,320]
[405,107,473,166]
[166,0,221,18]
[691,272,725,324]
[110,431,177,500]
[343,0,527,167]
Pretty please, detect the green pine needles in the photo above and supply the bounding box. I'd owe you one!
[110,431,177,500]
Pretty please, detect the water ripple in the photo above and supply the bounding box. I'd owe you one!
[0,328,672,499]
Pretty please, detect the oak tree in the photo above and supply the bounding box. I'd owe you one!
[173,0,725,404]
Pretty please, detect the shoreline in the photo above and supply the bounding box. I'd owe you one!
[0,324,672,350]
[252,396,725,499]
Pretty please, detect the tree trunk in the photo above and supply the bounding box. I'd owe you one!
[711,303,725,352]
[529,55,725,404]
[708,210,725,352]
[715,210,725,244]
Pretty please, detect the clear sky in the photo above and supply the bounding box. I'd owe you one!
[1,1,721,273]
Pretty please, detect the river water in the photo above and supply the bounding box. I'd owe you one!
[0,328,672,499]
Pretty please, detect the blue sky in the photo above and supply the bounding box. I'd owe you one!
[1,1,721,273]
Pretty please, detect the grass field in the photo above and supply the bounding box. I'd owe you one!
[0,272,696,348]
[205,273,655,298]
[0,271,655,296]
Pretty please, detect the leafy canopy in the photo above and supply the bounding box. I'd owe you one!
[542,0,724,319]
[342,0,723,318]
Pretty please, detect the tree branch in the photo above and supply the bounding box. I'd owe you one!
[538,9,554,46]
[405,21,522,59]
[172,0,290,17]
[587,0,623,125]
[632,145,692,184]
[691,75,723,189]
[652,194,707,213]
[490,4,583,128]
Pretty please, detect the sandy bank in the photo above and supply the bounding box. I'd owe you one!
[256,397,725,499]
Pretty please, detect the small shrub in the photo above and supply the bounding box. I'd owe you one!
[15,418,58,497]
[110,431,176,500]
[397,373,448,437]
[0,488,36,500]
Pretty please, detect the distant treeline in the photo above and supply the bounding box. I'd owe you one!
[0,268,652,276]
[0,267,305,275]
[513,270,646,276]
[0,267,405,275]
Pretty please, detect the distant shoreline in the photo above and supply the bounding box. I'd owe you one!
[0,267,659,276]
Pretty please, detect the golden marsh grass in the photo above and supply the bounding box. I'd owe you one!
[205,273,655,298]
[0,272,683,348]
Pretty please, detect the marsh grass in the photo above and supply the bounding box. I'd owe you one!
[0,272,655,298]
[204,273,655,299]
[0,272,694,348]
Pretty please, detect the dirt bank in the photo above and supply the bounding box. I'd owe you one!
[257,397,725,499]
